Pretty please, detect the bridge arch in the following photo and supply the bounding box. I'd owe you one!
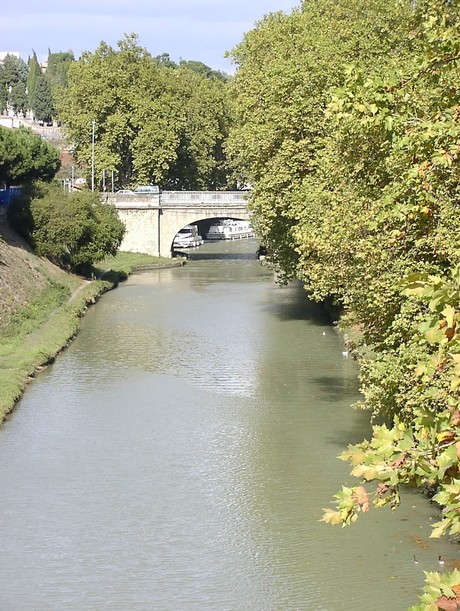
[163,211,252,255]
[105,191,252,257]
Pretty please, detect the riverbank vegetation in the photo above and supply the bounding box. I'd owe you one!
[228,0,460,607]
[0,273,111,423]
[96,250,182,280]
[8,182,125,276]
[0,213,178,425]
[0,213,107,421]
[56,34,234,191]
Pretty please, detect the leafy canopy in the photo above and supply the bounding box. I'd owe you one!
[0,126,60,187]
[8,182,125,276]
[57,34,234,190]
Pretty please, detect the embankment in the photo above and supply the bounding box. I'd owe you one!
[0,216,187,425]
[0,216,116,423]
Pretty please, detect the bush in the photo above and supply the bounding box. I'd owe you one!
[8,182,125,276]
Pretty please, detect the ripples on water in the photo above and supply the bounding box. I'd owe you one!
[0,240,456,610]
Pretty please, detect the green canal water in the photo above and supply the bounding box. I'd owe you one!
[0,239,455,610]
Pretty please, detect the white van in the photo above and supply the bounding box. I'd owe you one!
[134,185,159,193]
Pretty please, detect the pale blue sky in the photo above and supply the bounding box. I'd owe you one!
[1,1,301,73]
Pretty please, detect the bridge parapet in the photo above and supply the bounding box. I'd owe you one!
[105,190,252,257]
[160,191,249,205]
[105,193,160,208]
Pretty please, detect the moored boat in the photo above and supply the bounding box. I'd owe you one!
[205,220,254,240]
[173,225,204,248]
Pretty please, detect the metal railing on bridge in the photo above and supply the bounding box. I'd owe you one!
[159,191,250,205]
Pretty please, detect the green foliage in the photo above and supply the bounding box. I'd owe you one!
[2,54,27,85]
[229,0,460,604]
[3,281,70,339]
[57,34,233,190]
[179,59,230,82]
[0,276,110,424]
[316,0,460,544]
[154,53,177,69]
[227,0,415,280]
[2,55,28,114]
[0,67,7,113]
[0,126,60,186]
[95,250,174,281]
[8,183,125,275]
[46,50,75,89]
[27,52,41,108]
[409,569,460,610]
[31,75,55,123]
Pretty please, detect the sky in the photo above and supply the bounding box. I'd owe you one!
[1,1,301,74]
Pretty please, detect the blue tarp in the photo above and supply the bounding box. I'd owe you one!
[0,187,21,208]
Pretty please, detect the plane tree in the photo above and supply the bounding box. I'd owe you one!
[227,0,460,606]
[226,0,416,280]
[57,34,233,190]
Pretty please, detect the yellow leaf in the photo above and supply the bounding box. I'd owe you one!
[442,304,457,329]
[430,522,446,538]
[321,509,342,525]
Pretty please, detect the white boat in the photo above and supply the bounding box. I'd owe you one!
[173,225,204,248]
[205,220,254,240]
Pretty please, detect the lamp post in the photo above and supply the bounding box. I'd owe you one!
[91,120,95,192]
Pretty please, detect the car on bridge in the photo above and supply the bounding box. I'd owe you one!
[134,185,160,193]
[116,189,134,194]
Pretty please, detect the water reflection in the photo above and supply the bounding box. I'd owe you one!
[0,238,455,610]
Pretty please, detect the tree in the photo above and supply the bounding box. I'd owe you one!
[31,75,55,123]
[2,55,28,115]
[46,50,75,89]
[57,34,233,190]
[153,53,177,69]
[27,51,42,110]
[8,182,125,276]
[0,126,60,187]
[315,0,460,536]
[0,67,7,114]
[227,0,460,604]
[179,59,229,82]
[226,0,416,278]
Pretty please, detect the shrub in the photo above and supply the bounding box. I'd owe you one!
[8,182,125,276]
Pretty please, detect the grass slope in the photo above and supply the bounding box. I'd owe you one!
[0,216,111,422]
[0,217,186,424]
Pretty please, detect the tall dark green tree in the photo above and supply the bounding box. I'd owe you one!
[27,51,42,110]
[31,75,55,123]
[2,55,28,114]
[0,67,7,114]
[46,50,75,89]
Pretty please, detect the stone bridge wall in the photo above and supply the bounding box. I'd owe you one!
[103,192,251,257]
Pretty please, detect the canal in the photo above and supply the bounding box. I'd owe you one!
[0,239,454,610]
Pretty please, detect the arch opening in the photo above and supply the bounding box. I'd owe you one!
[169,216,254,255]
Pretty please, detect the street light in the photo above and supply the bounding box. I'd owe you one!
[91,120,95,192]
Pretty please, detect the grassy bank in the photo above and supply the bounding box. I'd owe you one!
[96,251,185,281]
[0,227,184,425]
[0,278,113,423]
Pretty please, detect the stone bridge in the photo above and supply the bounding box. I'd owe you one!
[104,191,252,257]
